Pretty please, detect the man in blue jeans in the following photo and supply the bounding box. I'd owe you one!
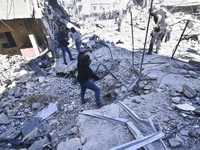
[77,48,109,108]
[147,6,169,54]
[57,25,74,65]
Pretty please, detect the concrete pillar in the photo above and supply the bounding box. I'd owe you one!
[24,20,40,57]
[27,33,40,56]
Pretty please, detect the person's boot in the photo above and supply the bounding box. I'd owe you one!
[96,102,106,109]
[81,98,90,104]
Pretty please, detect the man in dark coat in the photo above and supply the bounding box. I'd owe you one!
[57,25,74,65]
[147,6,169,54]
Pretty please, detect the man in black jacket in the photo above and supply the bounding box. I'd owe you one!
[77,48,108,108]
[147,6,169,54]
[57,25,74,65]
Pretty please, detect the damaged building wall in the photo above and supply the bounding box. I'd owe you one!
[0,0,70,57]
[0,19,47,57]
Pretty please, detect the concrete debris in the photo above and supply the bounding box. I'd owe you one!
[57,138,82,150]
[175,103,196,111]
[182,84,197,98]
[0,113,10,125]
[0,1,200,150]
[21,118,44,137]
[34,102,58,120]
[168,138,181,148]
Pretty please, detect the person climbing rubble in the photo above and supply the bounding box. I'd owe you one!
[68,27,82,53]
[147,6,169,54]
[117,17,122,32]
[57,25,74,65]
[77,48,109,108]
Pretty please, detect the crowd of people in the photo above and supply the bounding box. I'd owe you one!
[55,6,169,108]
[79,9,127,21]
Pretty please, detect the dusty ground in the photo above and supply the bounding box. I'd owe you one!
[0,6,200,150]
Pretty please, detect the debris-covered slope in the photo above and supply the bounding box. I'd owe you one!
[0,4,200,150]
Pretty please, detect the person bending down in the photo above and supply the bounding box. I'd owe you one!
[77,48,109,108]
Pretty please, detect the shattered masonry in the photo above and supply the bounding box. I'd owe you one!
[0,0,200,150]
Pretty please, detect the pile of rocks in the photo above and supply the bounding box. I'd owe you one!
[0,3,200,150]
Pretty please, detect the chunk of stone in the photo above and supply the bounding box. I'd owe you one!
[179,69,187,74]
[188,71,196,75]
[121,86,126,92]
[171,97,181,103]
[28,137,49,150]
[8,89,15,96]
[34,102,58,120]
[169,138,181,148]
[176,104,196,111]
[0,113,10,124]
[39,77,45,83]
[57,138,82,150]
[70,126,78,134]
[32,103,41,109]
[21,118,44,136]
[1,125,15,138]
[179,129,189,136]
[196,128,200,135]
[147,74,157,80]
[182,84,197,98]
[6,108,18,117]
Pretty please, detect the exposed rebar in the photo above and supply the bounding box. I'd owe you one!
[130,11,134,69]
[171,20,190,59]
[139,0,154,75]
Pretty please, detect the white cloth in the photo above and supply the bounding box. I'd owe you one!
[68,31,81,43]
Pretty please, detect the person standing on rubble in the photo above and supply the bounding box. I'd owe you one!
[68,27,82,53]
[118,17,122,32]
[57,25,74,65]
[77,48,109,108]
[147,6,169,54]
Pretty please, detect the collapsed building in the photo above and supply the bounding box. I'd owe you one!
[0,0,70,58]
[0,0,200,150]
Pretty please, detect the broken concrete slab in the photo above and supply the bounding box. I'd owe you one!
[34,102,58,120]
[0,125,15,138]
[182,84,197,98]
[21,118,44,137]
[168,138,181,148]
[175,103,196,111]
[57,138,82,150]
[0,113,10,124]
[28,137,49,150]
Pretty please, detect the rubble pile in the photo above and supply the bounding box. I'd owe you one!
[0,4,200,150]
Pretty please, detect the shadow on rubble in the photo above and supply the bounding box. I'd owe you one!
[1,34,199,149]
